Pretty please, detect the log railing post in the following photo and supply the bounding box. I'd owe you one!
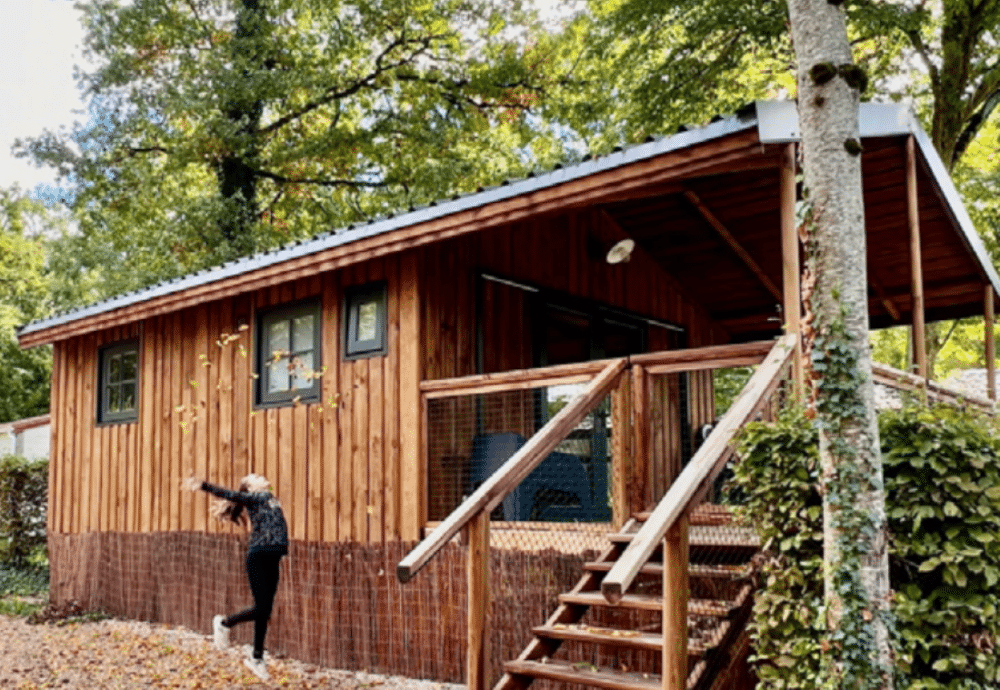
[907,135,928,379]
[467,510,490,690]
[662,514,690,690]
[612,372,633,529]
[780,142,804,402]
[632,364,649,514]
[986,285,996,402]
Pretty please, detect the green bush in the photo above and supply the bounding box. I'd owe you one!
[0,455,48,567]
[733,404,1000,688]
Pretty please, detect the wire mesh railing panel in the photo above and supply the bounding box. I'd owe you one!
[426,385,616,541]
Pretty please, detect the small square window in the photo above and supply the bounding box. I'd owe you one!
[98,340,139,424]
[257,300,322,407]
[344,282,388,360]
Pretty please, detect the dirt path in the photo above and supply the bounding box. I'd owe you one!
[0,614,463,689]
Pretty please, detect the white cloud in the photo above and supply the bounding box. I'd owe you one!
[0,0,87,192]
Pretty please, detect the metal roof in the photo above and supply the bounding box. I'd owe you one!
[17,100,999,340]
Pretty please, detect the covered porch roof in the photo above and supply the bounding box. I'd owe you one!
[18,100,999,348]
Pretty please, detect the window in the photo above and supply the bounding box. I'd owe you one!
[343,282,388,359]
[257,300,322,406]
[98,340,139,424]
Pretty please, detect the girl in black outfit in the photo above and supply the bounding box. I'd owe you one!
[184,473,288,682]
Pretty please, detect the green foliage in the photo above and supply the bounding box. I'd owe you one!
[0,188,58,423]
[733,405,1000,688]
[0,455,48,568]
[732,410,825,686]
[18,0,568,296]
[881,405,1000,686]
[713,366,754,416]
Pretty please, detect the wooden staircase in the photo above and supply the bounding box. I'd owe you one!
[493,504,761,690]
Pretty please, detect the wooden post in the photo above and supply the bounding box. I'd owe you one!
[662,514,689,690]
[780,142,804,401]
[611,373,633,529]
[467,511,490,690]
[906,135,928,379]
[632,364,649,513]
[987,285,996,401]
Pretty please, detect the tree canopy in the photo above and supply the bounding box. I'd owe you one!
[19,0,568,296]
[0,189,60,423]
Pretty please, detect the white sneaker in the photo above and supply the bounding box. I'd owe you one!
[212,615,230,650]
[243,656,271,682]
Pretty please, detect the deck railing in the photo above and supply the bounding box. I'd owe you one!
[600,334,796,689]
[871,361,996,412]
[397,336,796,690]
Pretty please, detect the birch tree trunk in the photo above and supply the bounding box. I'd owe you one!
[786,1,893,687]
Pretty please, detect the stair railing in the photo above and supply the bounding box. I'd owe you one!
[397,356,628,690]
[600,333,796,690]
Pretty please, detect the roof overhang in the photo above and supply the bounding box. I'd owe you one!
[17,100,999,348]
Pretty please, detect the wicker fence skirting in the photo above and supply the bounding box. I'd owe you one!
[47,532,606,684]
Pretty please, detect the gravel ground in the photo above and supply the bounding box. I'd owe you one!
[0,613,466,689]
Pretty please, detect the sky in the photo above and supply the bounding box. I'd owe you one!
[0,0,88,192]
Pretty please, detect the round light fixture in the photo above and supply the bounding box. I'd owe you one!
[606,238,635,264]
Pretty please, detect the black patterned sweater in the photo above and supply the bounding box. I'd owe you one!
[200,482,289,556]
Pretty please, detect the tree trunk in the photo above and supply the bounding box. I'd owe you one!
[215,0,267,259]
[786,1,893,687]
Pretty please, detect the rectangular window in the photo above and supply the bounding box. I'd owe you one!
[257,300,322,407]
[343,282,388,359]
[98,340,139,424]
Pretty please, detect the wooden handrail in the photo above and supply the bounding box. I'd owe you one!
[397,357,628,583]
[871,361,995,412]
[600,334,797,603]
[420,358,616,399]
[419,340,776,399]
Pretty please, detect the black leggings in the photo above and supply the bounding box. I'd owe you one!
[224,551,282,659]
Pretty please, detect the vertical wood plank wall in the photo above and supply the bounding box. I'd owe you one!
[48,208,722,541]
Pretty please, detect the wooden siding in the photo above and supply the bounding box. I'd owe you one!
[49,256,419,542]
[48,208,722,542]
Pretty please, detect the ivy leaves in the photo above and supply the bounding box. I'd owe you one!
[734,404,1000,687]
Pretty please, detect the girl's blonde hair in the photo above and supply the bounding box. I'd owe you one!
[210,474,271,526]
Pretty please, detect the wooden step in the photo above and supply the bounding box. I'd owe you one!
[584,561,750,580]
[504,659,661,690]
[607,528,759,550]
[635,504,735,527]
[532,624,710,657]
[559,591,736,618]
[532,624,663,652]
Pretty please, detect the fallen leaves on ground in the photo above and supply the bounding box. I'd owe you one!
[0,614,461,690]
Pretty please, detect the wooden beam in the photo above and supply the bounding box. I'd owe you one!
[397,357,627,582]
[399,252,423,541]
[907,136,928,379]
[683,189,782,302]
[421,340,776,399]
[601,334,795,603]
[632,365,650,514]
[779,143,803,401]
[662,516,690,690]
[611,373,632,531]
[869,276,902,322]
[467,511,490,690]
[987,285,996,401]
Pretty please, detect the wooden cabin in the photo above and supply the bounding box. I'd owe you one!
[17,101,1000,689]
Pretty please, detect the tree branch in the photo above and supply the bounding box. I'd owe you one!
[253,168,389,189]
[259,34,446,136]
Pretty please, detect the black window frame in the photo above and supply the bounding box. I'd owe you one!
[255,299,323,408]
[97,339,140,425]
[343,281,388,360]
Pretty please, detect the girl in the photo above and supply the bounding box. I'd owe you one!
[184,473,288,682]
